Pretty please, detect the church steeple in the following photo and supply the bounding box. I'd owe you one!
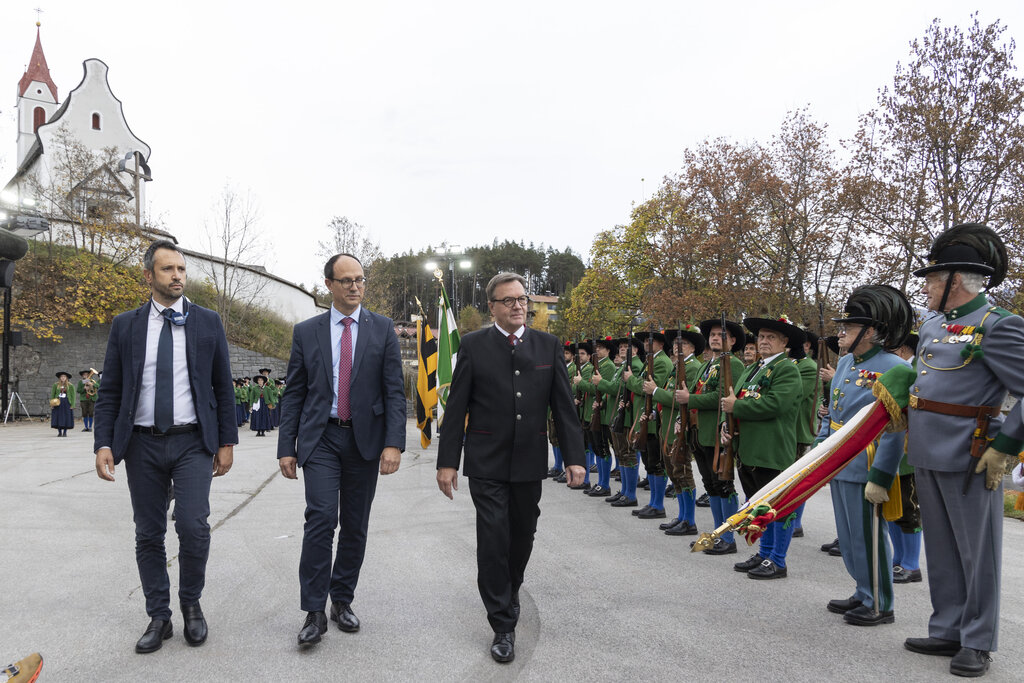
[18,23,58,102]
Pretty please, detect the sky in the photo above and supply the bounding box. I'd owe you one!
[2,1,1023,292]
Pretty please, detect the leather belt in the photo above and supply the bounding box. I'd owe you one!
[133,423,198,436]
[328,417,352,428]
[907,395,1000,419]
[909,395,1001,459]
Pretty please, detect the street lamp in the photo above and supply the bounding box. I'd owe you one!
[423,247,472,316]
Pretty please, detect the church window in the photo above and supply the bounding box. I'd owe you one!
[33,107,46,132]
[92,113,102,130]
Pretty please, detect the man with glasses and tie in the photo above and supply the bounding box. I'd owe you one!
[278,253,406,648]
[93,240,237,654]
[437,272,585,663]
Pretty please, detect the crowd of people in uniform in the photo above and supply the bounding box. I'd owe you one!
[543,223,1023,678]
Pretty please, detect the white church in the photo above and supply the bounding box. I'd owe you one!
[5,23,320,324]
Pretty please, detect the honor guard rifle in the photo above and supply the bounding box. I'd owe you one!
[667,320,689,463]
[589,331,604,432]
[713,312,736,481]
[637,324,655,448]
[611,321,634,435]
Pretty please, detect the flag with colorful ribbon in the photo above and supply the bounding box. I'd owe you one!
[691,364,916,551]
[436,281,460,427]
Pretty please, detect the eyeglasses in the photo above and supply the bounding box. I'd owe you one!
[491,296,530,308]
[327,276,367,288]
[836,324,861,335]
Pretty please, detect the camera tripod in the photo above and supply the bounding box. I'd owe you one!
[3,390,31,423]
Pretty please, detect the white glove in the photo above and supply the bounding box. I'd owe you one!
[864,481,889,505]
[1013,462,1024,488]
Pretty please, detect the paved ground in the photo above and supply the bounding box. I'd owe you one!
[2,418,1023,682]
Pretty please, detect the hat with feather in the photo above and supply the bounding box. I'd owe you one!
[913,223,1007,288]
[832,284,913,351]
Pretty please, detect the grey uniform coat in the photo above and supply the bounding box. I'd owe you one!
[907,294,1024,652]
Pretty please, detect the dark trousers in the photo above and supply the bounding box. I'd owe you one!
[693,443,736,498]
[123,430,212,620]
[737,463,779,500]
[590,425,610,459]
[468,477,542,633]
[299,423,380,612]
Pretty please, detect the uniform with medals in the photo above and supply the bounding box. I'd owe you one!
[686,319,747,554]
[903,224,1024,677]
[727,316,803,579]
[818,285,913,626]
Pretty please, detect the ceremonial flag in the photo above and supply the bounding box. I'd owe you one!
[691,365,916,551]
[415,319,438,448]
[436,282,460,427]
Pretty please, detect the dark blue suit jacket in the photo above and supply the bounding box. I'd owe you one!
[93,300,238,462]
[277,307,406,465]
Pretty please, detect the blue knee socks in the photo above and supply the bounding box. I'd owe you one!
[598,456,610,489]
[901,530,922,571]
[648,475,666,510]
[584,449,594,484]
[720,494,739,544]
[624,465,639,500]
[552,446,563,471]
[681,489,695,525]
[888,521,904,567]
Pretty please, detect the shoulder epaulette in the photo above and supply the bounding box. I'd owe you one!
[990,306,1014,318]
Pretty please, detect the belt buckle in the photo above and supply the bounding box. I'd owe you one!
[908,395,919,410]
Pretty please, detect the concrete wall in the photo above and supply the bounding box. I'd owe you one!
[6,323,287,419]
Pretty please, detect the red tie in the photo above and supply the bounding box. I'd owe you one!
[507,333,517,347]
[337,317,354,420]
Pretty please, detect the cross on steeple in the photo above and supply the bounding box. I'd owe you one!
[34,7,43,24]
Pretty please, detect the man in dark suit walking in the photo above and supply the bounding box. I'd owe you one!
[277,253,406,648]
[94,240,237,654]
[437,271,585,663]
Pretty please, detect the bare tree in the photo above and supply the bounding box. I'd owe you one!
[316,216,383,266]
[198,184,268,325]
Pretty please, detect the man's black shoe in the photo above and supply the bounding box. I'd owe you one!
[638,477,649,490]
[665,521,698,536]
[950,647,991,677]
[330,603,360,632]
[631,505,652,516]
[734,554,763,572]
[546,467,562,478]
[659,518,683,531]
[748,559,787,580]
[820,538,839,553]
[826,597,862,614]
[637,506,666,519]
[610,497,638,508]
[843,604,894,626]
[605,491,623,503]
[703,538,737,555]
[298,611,327,647]
[904,636,961,657]
[893,566,923,583]
[792,527,804,538]
[491,632,515,663]
[180,602,208,646]
[554,473,567,483]
[664,484,675,497]
[586,485,610,497]
[828,545,843,557]
[568,481,589,490]
[695,493,711,507]
[135,618,172,654]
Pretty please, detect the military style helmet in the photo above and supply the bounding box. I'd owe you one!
[912,223,1007,289]
[832,284,913,351]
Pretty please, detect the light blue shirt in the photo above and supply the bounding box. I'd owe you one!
[330,304,361,418]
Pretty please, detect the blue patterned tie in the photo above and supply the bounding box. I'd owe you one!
[154,308,174,432]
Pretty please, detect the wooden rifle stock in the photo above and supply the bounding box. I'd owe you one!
[637,335,653,448]
[589,334,603,432]
[612,328,633,435]
[667,343,688,461]
[713,313,736,482]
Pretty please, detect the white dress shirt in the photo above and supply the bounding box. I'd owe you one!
[331,304,361,418]
[134,298,197,426]
[494,323,525,343]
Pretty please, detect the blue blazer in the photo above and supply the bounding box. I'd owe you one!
[93,300,238,462]
[277,308,406,465]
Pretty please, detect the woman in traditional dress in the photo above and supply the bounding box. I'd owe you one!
[50,371,76,437]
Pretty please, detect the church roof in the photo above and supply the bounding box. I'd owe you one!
[18,25,58,101]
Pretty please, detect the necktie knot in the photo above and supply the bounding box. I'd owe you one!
[161,308,175,322]
[507,333,517,347]
[341,316,353,329]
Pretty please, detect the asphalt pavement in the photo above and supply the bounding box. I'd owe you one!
[2,419,1023,682]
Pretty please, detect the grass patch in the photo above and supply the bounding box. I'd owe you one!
[1004,491,1024,521]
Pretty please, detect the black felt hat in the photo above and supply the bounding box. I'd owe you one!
[665,324,706,355]
[55,371,71,379]
[634,329,667,347]
[258,368,273,374]
[595,336,618,355]
[912,223,1006,288]
[699,319,745,353]
[575,340,593,356]
[831,285,913,350]
[744,315,805,347]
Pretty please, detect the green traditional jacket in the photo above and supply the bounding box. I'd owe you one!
[575,361,595,422]
[234,386,245,405]
[591,356,618,425]
[687,353,746,448]
[794,356,819,446]
[625,350,672,435]
[248,383,276,407]
[730,352,801,470]
[51,382,77,409]
[652,354,703,446]
[76,377,100,403]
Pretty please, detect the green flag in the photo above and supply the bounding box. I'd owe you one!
[437,282,461,427]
